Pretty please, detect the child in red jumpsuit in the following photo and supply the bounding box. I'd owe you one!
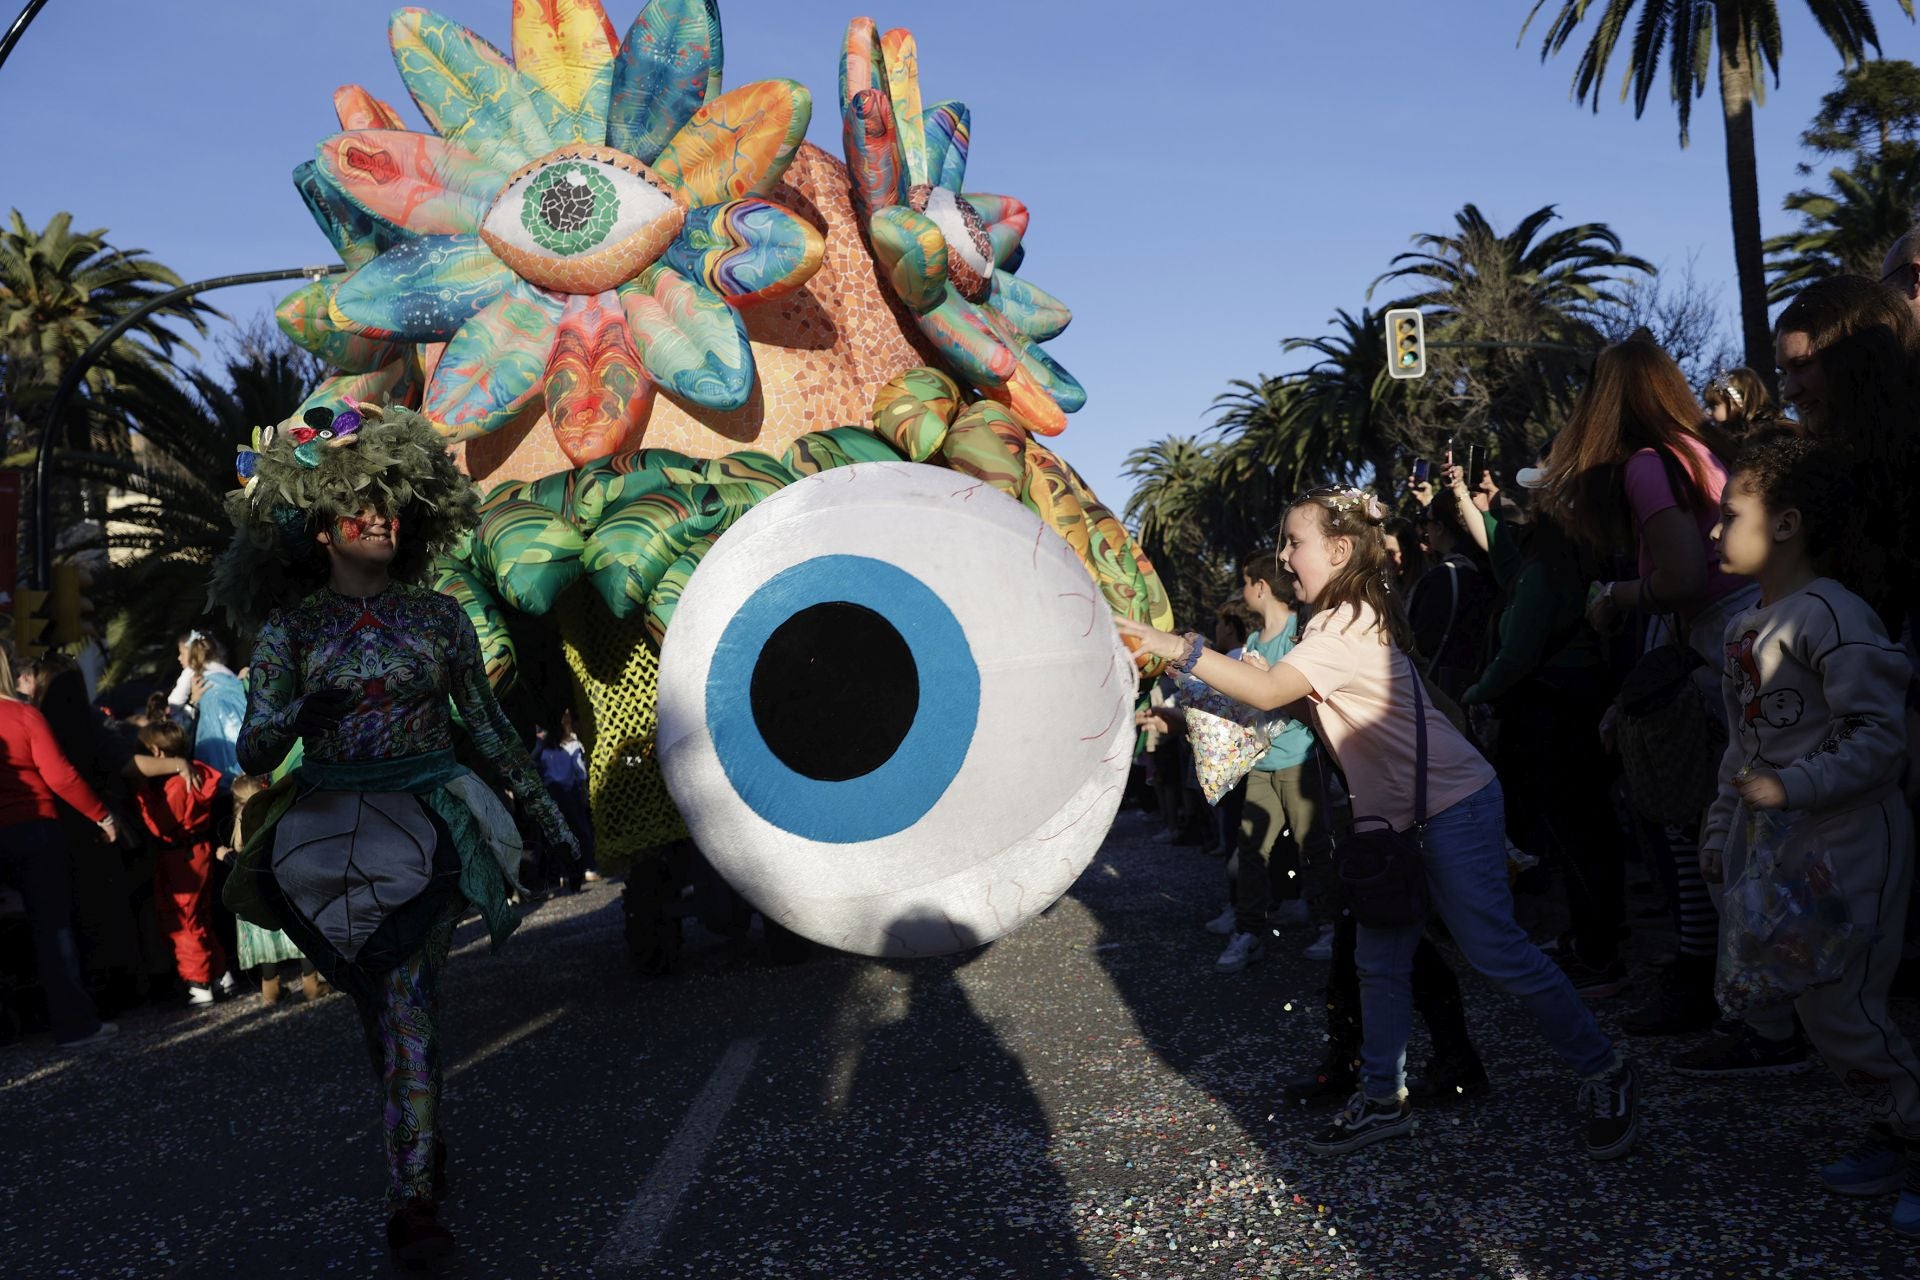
[133,719,233,1005]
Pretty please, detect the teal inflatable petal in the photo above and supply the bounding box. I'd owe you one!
[617,263,753,410]
[923,100,969,192]
[988,271,1072,342]
[390,8,556,173]
[423,283,563,441]
[608,0,723,164]
[1017,332,1087,413]
[331,234,514,343]
[293,161,406,269]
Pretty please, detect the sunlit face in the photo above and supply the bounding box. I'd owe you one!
[176,642,191,671]
[318,506,401,567]
[1240,571,1264,612]
[1707,401,1730,425]
[1279,506,1346,605]
[1711,473,1784,578]
[1776,329,1827,431]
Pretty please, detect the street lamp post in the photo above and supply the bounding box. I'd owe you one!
[29,265,344,588]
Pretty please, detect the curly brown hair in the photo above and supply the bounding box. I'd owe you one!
[1729,428,1854,563]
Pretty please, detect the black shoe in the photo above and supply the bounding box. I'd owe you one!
[1579,1059,1641,1161]
[386,1197,455,1266]
[1672,1026,1812,1079]
[1407,1053,1489,1104]
[1282,1054,1359,1107]
[1557,951,1628,999]
[1621,957,1716,1036]
[1303,1091,1415,1156]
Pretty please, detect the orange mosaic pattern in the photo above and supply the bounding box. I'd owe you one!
[461,143,946,484]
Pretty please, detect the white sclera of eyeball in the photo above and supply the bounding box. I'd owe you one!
[656,462,1135,958]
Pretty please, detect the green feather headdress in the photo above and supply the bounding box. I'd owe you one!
[208,402,479,629]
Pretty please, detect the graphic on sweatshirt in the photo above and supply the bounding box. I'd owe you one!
[1727,629,1805,767]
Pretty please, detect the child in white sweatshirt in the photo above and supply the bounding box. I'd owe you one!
[1703,430,1920,1238]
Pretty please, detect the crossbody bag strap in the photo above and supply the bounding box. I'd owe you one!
[1407,651,1429,825]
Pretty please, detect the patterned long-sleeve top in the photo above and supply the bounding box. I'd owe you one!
[237,582,574,854]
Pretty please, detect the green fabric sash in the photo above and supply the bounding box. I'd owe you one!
[221,749,519,951]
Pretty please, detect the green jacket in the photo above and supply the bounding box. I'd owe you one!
[1465,512,1604,705]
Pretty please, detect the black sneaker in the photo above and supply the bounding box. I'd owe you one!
[1580,1059,1641,1160]
[1672,1025,1812,1079]
[1407,1053,1489,1104]
[1557,951,1628,999]
[1303,1091,1414,1156]
[1282,1053,1359,1107]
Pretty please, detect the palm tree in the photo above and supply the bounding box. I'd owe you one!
[1279,308,1411,496]
[1766,152,1920,298]
[52,332,319,680]
[1373,203,1651,473]
[1122,435,1235,624]
[0,209,217,452]
[1523,1,1914,381]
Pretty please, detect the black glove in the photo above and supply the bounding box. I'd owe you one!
[292,687,358,737]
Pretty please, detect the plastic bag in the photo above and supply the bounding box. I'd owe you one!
[1715,808,1856,1017]
[1173,673,1284,806]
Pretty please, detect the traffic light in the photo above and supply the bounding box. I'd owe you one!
[1385,308,1426,380]
[48,561,95,646]
[10,588,51,660]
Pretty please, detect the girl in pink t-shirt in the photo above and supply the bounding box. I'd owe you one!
[1120,487,1639,1162]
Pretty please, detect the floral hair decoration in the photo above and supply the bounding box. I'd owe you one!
[209,402,479,629]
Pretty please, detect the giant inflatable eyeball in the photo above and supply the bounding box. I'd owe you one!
[657,462,1136,958]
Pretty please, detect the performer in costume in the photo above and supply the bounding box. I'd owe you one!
[211,403,580,1265]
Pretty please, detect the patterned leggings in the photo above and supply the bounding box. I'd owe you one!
[353,919,456,1211]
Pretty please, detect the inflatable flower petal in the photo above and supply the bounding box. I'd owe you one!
[275,0,824,464]
[838,18,1079,436]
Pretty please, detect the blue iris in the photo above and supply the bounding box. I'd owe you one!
[705,554,981,843]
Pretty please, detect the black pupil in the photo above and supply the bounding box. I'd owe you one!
[540,178,595,233]
[750,602,918,782]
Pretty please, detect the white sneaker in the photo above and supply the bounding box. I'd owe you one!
[1215,932,1266,973]
[1303,924,1336,961]
[1204,905,1237,935]
[1268,899,1311,928]
[57,1021,118,1051]
[214,971,238,999]
[185,986,216,1007]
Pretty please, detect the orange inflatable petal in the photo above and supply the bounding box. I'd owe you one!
[983,367,1067,437]
[654,80,812,205]
[334,84,409,131]
[545,291,656,465]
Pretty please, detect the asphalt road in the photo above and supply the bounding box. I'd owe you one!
[5,809,1919,1279]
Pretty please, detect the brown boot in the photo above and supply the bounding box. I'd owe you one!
[385,1197,454,1266]
[301,972,327,1002]
[259,975,282,1006]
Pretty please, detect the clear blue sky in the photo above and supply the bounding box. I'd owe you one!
[2,0,1908,514]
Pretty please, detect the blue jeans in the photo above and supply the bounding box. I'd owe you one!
[1355,781,1615,1097]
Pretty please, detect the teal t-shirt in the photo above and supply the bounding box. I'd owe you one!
[1246,616,1316,771]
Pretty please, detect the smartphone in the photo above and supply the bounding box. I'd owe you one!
[1412,458,1431,483]
[1464,442,1481,485]
[1443,435,1456,468]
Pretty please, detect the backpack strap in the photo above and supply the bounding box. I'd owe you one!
[1407,652,1430,826]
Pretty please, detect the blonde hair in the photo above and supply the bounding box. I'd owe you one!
[0,637,15,702]
[1285,488,1414,651]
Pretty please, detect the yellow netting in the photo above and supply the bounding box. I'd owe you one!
[556,586,686,872]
